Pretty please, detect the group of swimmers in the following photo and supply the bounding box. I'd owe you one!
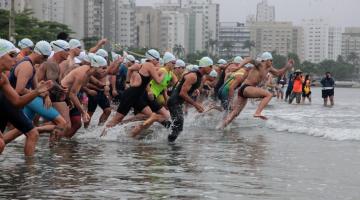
[0,36,295,156]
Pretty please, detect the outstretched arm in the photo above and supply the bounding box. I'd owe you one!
[89,38,107,53]
[270,59,294,77]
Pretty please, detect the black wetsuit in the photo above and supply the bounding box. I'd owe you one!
[117,66,151,116]
[167,71,202,142]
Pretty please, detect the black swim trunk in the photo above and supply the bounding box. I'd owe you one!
[302,91,312,97]
[0,92,34,134]
[134,93,162,114]
[117,88,148,116]
[88,91,110,113]
[238,84,251,98]
[70,106,81,117]
[322,89,334,98]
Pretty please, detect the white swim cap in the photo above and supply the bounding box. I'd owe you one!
[175,59,186,68]
[192,65,199,71]
[245,63,254,68]
[135,60,140,64]
[217,59,227,65]
[77,51,90,63]
[125,55,136,63]
[34,40,52,56]
[145,49,160,60]
[74,57,81,64]
[111,52,119,61]
[0,39,20,57]
[234,56,243,64]
[51,40,70,53]
[91,54,107,68]
[96,49,108,59]
[140,58,147,64]
[159,58,164,66]
[163,52,176,64]
[186,64,199,71]
[69,39,82,49]
[18,38,34,49]
[199,57,213,68]
[260,52,273,61]
[209,70,218,78]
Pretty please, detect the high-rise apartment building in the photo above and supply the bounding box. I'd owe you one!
[342,27,360,60]
[249,21,293,57]
[302,19,342,63]
[0,0,28,12]
[135,6,161,49]
[219,22,250,58]
[256,0,275,22]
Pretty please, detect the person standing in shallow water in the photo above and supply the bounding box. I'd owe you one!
[321,72,335,107]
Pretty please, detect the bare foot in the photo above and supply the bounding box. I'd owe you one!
[254,115,268,120]
[130,124,145,138]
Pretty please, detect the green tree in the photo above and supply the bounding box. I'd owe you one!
[0,9,73,42]
[221,41,234,60]
[271,51,287,69]
[173,44,185,58]
[82,36,100,51]
[242,40,255,56]
[346,52,359,65]
[287,52,300,67]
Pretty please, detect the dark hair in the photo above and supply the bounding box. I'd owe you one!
[57,32,69,41]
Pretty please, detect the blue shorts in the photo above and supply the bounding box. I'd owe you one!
[23,96,60,121]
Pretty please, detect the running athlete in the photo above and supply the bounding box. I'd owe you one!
[83,59,113,128]
[58,39,82,80]
[218,57,252,110]
[221,52,294,128]
[4,41,67,144]
[102,49,165,136]
[0,39,53,156]
[129,52,179,137]
[166,57,213,142]
[213,59,228,99]
[59,55,108,138]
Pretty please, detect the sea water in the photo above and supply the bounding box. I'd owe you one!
[1,88,359,199]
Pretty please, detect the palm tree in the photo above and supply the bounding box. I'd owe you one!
[221,41,234,59]
[242,40,255,57]
[173,44,185,58]
[347,52,359,65]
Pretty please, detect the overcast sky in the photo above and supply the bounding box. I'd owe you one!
[136,0,360,27]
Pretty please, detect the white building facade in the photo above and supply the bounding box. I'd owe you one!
[256,0,275,22]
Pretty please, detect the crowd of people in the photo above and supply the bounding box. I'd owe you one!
[1,34,339,157]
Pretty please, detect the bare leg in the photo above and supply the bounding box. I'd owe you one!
[84,112,94,129]
[130,106,163,138]
[24,128,39,156]
[323,97,328,106]
[65,116,82,138]
[101,112,125,137]
[53,102,71,135]
[330,96,334,106]
[243,87,272,120]
[99,108,112,126]
[221,96,248,129]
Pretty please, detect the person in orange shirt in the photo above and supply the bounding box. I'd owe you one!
[289,69,303,104]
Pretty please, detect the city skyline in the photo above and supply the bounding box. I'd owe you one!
[137,0,360,27]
